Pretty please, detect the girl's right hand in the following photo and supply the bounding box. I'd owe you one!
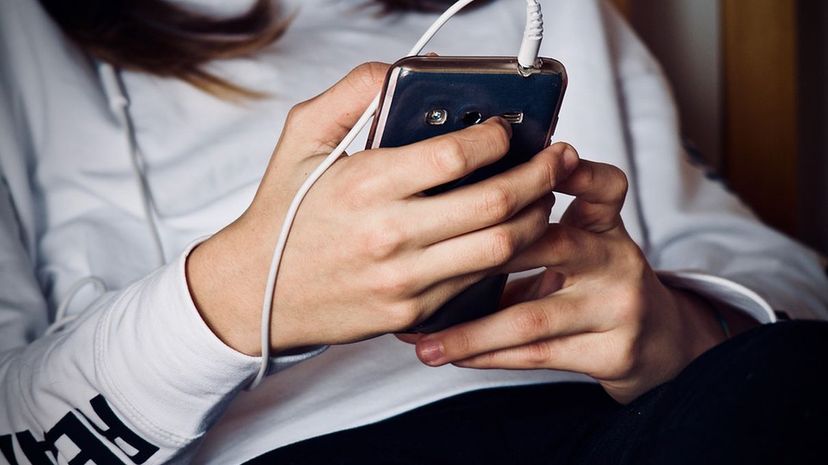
[186,63,579,355]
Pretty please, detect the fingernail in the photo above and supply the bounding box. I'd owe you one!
[562,145,578,172]
[417,339,444,365]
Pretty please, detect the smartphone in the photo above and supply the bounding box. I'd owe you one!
[366,56,567,333]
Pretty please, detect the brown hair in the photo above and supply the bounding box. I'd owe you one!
[38,0,484,99]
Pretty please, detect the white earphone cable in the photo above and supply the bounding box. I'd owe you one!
[248,0,544,389]
[100,63,167,268]
[46,276,107,336]
[49,64,168,336]
[518,0,544,70]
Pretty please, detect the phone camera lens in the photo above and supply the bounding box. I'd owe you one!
[426,109,448,125]
[462,111,483,126]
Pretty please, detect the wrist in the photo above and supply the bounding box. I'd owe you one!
[704,296,762,337]
[670,288,729,360]
[185,221,265,356]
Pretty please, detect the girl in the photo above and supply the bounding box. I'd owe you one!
[1,0,826,463]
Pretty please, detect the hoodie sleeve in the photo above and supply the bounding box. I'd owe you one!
[1,30,265,455]
[0,185,263,463]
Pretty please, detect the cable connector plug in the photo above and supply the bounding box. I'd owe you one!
[517,0,544,73]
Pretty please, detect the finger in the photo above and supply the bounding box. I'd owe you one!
[283,62,390,152]
[555,159,629,233]
[412,197,553,284]
[499,223,602,275]
[405,143,578,245]
[368,117,514,197]
[410,270,488,324]
[395,333,423,344]
[499,274,544,308]
[414,292,598,366]
[451,334,594,372]
[413,197,552,283]
[500,271,566,308]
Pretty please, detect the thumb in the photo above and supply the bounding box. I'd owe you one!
[282,62,389,153]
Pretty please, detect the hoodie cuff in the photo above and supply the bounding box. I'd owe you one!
[657,270,777,324]
[94,239,326,445]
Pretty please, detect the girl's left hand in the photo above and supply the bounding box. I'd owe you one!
[402,151,730,404]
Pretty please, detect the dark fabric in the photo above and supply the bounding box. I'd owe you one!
[247,321,828,465]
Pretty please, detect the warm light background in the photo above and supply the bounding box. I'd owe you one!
[610,0,827,257]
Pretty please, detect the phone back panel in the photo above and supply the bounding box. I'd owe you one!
[366,57,566,332]
[368,56,566,194]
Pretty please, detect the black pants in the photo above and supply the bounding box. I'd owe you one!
[248,321,828,465]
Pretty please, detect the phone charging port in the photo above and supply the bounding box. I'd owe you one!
[501,112,524,124]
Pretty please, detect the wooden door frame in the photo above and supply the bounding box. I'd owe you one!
[722,0,799,235]
[613,0,800,235]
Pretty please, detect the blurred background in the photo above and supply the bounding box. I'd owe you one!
[610,0,827,257]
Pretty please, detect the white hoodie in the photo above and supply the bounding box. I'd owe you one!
[1,0,826,463]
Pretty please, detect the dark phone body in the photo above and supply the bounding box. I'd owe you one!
[366,56,567,333]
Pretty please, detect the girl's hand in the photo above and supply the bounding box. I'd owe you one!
[406,154,731,404]
[186,63,579,355]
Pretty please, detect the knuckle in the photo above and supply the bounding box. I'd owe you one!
[545,224,576,254]
[525,342,553,366]
[430,138,468,178]
[361,222,406,260]
[372,265,415,298]
[348,62,388,93]
[609,286,644,324]
[342,174,379,209]
[386,299,422,329]
[537,152,560,189]
[480,184,517,223]
[488,228,518,266]
[530,203,552,231]
[449,330,474,356]
[609,165,630,197]
[614,241,648,280]
[576,160,596,191]
[512,307,549,340]
[352,229,376,260]
[285,101,311,128]
[611,337,641,379]
[343,186,369,210]
[477,351,498,366]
